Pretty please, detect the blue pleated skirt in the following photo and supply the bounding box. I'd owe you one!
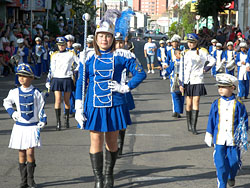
[125,92,135,110]
[84,104,131,132]
[51,77,75,92]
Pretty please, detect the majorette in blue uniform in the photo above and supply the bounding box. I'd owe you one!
[222,41,236,76]
[3,63,47,188]
[157,40,168,79]
[205,73,248,188]
[209,39,218,77]
[75,9,146,188]
[162,49,184,118]
[213,43,225,75]
[13,38,29,86]
[235,42,250,99]
[33,37,45,78]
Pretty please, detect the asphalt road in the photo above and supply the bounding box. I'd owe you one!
[0,40,250,188]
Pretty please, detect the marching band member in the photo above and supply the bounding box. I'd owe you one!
[166,39,172,52]
[213,43,225,75]
[75,9,146,188]
[205,73,248,188]
[157,40,168,80]
[65,34,78,118]
[46,37,78,130]
[209,39,218,77]
[43,35,51,73]
[65,34,75,50]
[3,63,47,188]
[162,48,184,118]
[72,43,82,57]
[33,37,45,79]
[166,34,181,66]
[13,38,29,87]
[179,33,216,135]
[235,42,250,99]
[222,41,236,76]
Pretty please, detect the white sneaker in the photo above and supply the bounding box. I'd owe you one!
[147,70,151,73]
[163,76,166,80]
[151,70,155,74]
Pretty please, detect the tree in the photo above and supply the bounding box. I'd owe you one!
[196,0,232,33]
[180,2,196,36]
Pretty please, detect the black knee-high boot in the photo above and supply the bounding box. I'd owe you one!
[191,110,199,135]
[90,152,104,188]
[104,148,118,188]
[64,109,70,128]
[118,129,126,157]
[27,162,37,188]
[19,163,28,188]
[186,111,192,132]
[55,109,61,131]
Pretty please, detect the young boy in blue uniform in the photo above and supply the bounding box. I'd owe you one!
[162,48,184,118]
[205,73,248,188]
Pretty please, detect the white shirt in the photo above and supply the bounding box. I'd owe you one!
[237,53,249,80]
[216,98,236,146]
[179,48,216,85]
[144,42,156,55]
[50,50,79,78]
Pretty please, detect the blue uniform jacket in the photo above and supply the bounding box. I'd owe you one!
[14,47,29,64]
[206,95,248,145]
[157,47,167,66]
[76,49,146,108]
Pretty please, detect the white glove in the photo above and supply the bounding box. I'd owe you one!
[37,122,45,129]
[108,81,130,94]
[204,132,213,147]
[75,109,87,129]
[161,69,167,76]
[12,111,21,121]
[45,82,50,90]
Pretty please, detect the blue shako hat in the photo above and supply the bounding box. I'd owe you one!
[16,63,34,77]
[114,8,135,40]
[56,37,67,45]
[187,33,199,42]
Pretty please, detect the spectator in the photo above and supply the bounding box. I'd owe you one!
[216,31,226,46]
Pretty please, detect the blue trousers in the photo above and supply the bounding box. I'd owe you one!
[171,92,184,113]
[43,59,49,73]
[238,80,249,98]
[225,69,234,76]
[213,145,241,188]
[35,63,42,77]
[211,66,216,77]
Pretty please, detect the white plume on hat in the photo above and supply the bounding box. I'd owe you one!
[95,9,121,35]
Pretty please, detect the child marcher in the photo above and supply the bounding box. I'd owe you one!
[166,40,172,51]
[209,39,218,76]
[33,37,45,79]
[223,41,236,76]
[162,48,184,118]
[235,42,249,99]
[213,43,225,75]
[205,73,248,188]
[3,63,47,188]
[157,40,168,79]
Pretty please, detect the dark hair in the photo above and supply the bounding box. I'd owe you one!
[93,33,116,56]
[174,48,181,55]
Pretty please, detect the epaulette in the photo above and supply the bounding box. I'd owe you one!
[50,51,59,58]
[68,49,77,56]
[200,47,209,54]
[236,98,243,104]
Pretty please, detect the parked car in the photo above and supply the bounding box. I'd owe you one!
[143,30,168,41]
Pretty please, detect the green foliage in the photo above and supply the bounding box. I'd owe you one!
[168,22,182,38]
[44,20,60,37]
[180,3,195,35]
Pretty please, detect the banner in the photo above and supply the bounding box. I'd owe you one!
[21,0,46,11]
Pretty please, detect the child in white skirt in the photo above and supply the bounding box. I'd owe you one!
[3,63,47,188]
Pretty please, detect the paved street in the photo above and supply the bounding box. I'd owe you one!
[0,40,250,188]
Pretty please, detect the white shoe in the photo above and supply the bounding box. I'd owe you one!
[151,70,155,74]
[163,76,166,80]
[147,70,151,73]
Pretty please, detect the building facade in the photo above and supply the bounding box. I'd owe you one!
[133,0,167,16]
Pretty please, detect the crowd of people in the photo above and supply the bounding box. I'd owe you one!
[1,10,250,188]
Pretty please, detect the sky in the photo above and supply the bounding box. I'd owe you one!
[128,0,132,6]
